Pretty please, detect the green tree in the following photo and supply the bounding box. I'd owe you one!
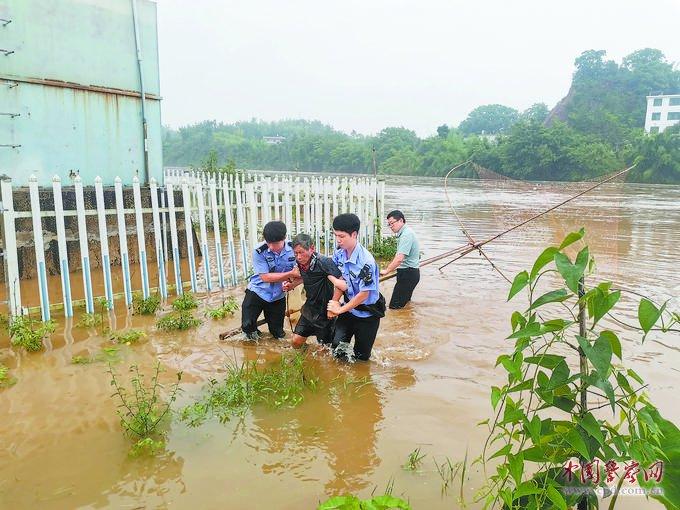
[459,104,520,135]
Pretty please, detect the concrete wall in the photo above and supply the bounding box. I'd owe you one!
[0,0,162,185]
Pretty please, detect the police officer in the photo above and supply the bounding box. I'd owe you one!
[241,221,297,340]
[283,233,348,348]
[327,213,385,361]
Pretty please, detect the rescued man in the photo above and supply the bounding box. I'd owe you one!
[282,233,348,348]
[241,220,297,340]
[379,210,421,309]
[327,213,385,361]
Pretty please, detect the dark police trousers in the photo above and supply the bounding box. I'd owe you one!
[389,267,420,309]
[241,289,286,337]
[332,313,381,361]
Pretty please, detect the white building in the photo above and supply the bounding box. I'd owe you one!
[644,94,680,133]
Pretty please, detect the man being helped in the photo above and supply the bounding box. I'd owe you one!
[379,210,420,309]
[241,220,297,340]
[327,213,385,361]
[282,233,348,348]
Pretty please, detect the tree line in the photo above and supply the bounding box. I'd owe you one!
[163,48,680,183]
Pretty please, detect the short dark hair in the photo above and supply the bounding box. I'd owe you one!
[262,221,287,242]
[387,210,406,223]
[291,233,314,250]
[332,213,360,234]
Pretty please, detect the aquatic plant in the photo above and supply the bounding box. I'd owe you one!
[76,312,102,329]
[181,352,317,426]
[474,229,680,510]
[108,362,182,456]
[205,297,239,320]
[156,311,201,331]
[0,362,17,388]
[317,495,410,510]
[8,316,56,352]
[172,292,199,311]
[71,346,121,365]
[403,447,426,471]
[132,292,161,315]
[110,329,146,344]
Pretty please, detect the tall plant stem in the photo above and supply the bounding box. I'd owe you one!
[578,276,589,510]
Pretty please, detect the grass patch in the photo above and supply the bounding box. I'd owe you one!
[108,362,182,457]
[110,329,146,344]
[156,311,201,331]
[132,293,161,315]
[172,292,199,311]
[205,297,239,320]
[9,316,56,352]
[181,352,318,426]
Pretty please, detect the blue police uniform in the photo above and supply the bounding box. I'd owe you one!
[241,242,296,338]
[332,243,383,360]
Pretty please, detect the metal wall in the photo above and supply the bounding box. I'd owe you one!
[0,0,162,184]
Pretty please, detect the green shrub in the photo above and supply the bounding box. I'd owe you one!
[172,292,199,311]
[8,316,56,352]
[76,312,102,329]
[370,235,397,260]
[108,362,182,456]
[156,311,201,331]
[205,297,239,320]
[132,293,161,315]
[0,363,17,388]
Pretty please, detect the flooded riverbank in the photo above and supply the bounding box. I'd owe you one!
[1,177,679,509]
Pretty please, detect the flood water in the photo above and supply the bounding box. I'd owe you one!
[1,177,679,509]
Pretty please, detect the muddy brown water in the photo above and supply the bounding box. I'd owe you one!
[1,177,679,509]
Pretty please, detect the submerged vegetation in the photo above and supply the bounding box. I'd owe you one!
[205,297,239,320]
[156,311,201,331]
[0,362,17,388]
[172,292,199,311]
[108,363,182,456]
[132,292,162,315]
[181,352,317,426]
[110,329,146,345]
[8,316,56,352]
[471,229,680,509]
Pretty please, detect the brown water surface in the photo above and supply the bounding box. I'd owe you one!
[1,177,678,509]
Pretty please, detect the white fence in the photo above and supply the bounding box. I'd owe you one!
[0,170,385,321]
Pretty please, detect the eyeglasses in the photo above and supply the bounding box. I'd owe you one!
[387,220,400,227]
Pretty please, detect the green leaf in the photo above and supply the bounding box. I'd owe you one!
[591,287,620,325]
[546,485,568,510]
[527,289,570,311]
[627,368,644,385]
[525,354,566,370]
[638,298,662,335]
[489,443,512,460]
[559,228,585,250]
[552,396,576,413]
[510,311,527,332]
[508,271,529,301]
[525,415,541,444]
[513,481,542,499]
[530,247,558,281]
[318,495,361,510]
[554,247,588,294]
[508,453,524,485]
[577,334,612,377]
[589,371,616,413]
[491,386,502,410]
[548,360,570,389]
[509,379,533,393]
[364,496,411,510]
[580,412,605,446]
[600,330,622,360]
[507,322,541,339]
[565,427,591,459]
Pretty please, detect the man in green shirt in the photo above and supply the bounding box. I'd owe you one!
[379,210,420,309]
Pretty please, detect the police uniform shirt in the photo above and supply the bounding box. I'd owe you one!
[299,253,342,323]
[247,242,296,302]
[332,243,380,318]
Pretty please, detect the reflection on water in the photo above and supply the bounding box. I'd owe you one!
[0,178,678,509]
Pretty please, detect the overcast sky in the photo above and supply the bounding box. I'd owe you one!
[156,0,680,137]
